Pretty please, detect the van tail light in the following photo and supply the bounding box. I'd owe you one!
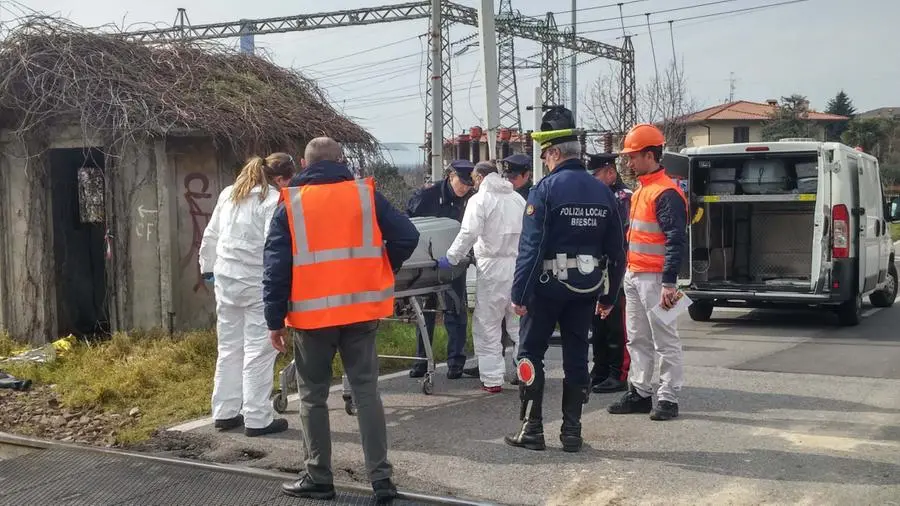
[832,204,849,258]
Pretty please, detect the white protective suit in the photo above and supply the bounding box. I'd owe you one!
[199,184,280,429]
[446,172,526,387]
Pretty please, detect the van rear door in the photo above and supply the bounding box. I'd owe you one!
[662,152,692,287]
[811,145,832,292]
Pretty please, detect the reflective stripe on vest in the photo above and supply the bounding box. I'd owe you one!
[626,170,686,273]
[290,286,394,313]
[283,177,395,330]
[286,179,383,265]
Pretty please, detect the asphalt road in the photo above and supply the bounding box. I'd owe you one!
[177,252,900,505]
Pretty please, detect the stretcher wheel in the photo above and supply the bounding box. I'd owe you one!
[422,375,434,395]
[272,390,288,414]
[343,395,357,416]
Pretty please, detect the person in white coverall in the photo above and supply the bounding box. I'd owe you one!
[438,161,526,393]
[199,152,296,437]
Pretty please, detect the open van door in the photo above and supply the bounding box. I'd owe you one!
[662,151,692,287]
[811,145,833,292]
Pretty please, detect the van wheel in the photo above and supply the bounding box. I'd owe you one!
[688,301,714,322]
[869,263,898,308]
[836,294,862,326]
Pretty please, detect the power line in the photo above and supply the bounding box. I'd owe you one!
[574,2,799,67]
[552,0,649,15]
[579,0,811,36]
[335,68,480,103]
[302,33,422,67]
[575,0,740,28]
[344,70,542,111]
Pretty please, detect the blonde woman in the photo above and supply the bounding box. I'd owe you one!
[200,153,296,437]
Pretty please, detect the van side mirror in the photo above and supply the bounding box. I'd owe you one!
[891,197,900,222]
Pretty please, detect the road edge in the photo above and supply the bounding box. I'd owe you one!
[168,366,437,432]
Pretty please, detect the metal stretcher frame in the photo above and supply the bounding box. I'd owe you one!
[271,281,467,415]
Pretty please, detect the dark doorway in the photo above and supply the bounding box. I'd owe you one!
[48,148,109,338]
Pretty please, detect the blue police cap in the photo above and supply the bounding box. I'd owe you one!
[587,153,618,172]
[501,153,532,173]
[449,159,475,185]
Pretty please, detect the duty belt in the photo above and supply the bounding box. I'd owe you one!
[540,253,609,295]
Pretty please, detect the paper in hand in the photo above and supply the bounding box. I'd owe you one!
[650,291,693,326]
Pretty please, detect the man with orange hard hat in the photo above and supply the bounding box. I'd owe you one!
[606,123,688,422]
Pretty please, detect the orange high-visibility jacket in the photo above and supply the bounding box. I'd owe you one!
[626,169,687,273]
[282,177,395,330]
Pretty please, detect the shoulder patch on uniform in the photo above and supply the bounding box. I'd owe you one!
[525,204,535,215]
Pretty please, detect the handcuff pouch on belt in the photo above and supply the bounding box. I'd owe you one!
[541,254,609,295]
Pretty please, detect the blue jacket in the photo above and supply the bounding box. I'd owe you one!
[406,178,469,221]
[263,161,420,331]
[512,159,626,307]
[609,179,632,234]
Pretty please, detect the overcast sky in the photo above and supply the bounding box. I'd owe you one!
[4,0,898,143]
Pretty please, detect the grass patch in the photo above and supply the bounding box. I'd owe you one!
[891,222,900,242]
[0,316,472,444]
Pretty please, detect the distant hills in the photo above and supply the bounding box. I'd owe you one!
[378,142,425,172]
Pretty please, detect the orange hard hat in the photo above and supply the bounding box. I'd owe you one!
[619,123,666,154]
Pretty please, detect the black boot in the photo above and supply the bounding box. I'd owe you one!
[245,418,288,437]
[462,366,480,378]
[281,474,336,500]
[592,376,627,393]
[560,382,589,453]
[504,383,546,451]
[214,415,243,430]
[607,385,652,414]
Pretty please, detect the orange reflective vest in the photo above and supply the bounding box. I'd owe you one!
[283,177,395,330]
[626,169,687,273]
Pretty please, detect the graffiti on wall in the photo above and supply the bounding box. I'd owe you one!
[135,205,158,241]
[180,172,213,293]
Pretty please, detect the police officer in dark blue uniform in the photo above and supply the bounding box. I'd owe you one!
[588,153,633,394]
[501,153,533,201]
[505,108,626,453]
[406,160,475,379]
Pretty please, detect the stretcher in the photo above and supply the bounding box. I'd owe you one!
[271,216,470,413]
[271,280,468,414]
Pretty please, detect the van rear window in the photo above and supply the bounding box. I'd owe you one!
[692,153,818,197]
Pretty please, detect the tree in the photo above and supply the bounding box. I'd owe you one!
[842,118,885,153]
[584,58,696,185]
[370,161,415,210]
[842,116,900,187]
[825,90,856,117]
[761,95,819,141]
[824,90,856,140]
[585,58,695,145]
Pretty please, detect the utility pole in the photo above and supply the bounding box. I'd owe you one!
[496,0,522,133]
[532,87,544,183]
[541,12,561,107]
[239,20,255,54]
[430,0,444,182]
[478,0,500,160]
[570,0,577,122]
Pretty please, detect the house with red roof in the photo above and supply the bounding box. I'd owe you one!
[678,99,849,148]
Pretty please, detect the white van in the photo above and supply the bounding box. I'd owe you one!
[663,140,899,326]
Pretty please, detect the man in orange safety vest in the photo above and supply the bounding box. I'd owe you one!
[606,124,688,422]
[263,137,419,503]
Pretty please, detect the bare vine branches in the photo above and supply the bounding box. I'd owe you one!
[0,17,376,157]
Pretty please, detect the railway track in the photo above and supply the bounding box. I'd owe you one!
[0,432,496,506]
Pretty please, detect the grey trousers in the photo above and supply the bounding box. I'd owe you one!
[292,320,393,484]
